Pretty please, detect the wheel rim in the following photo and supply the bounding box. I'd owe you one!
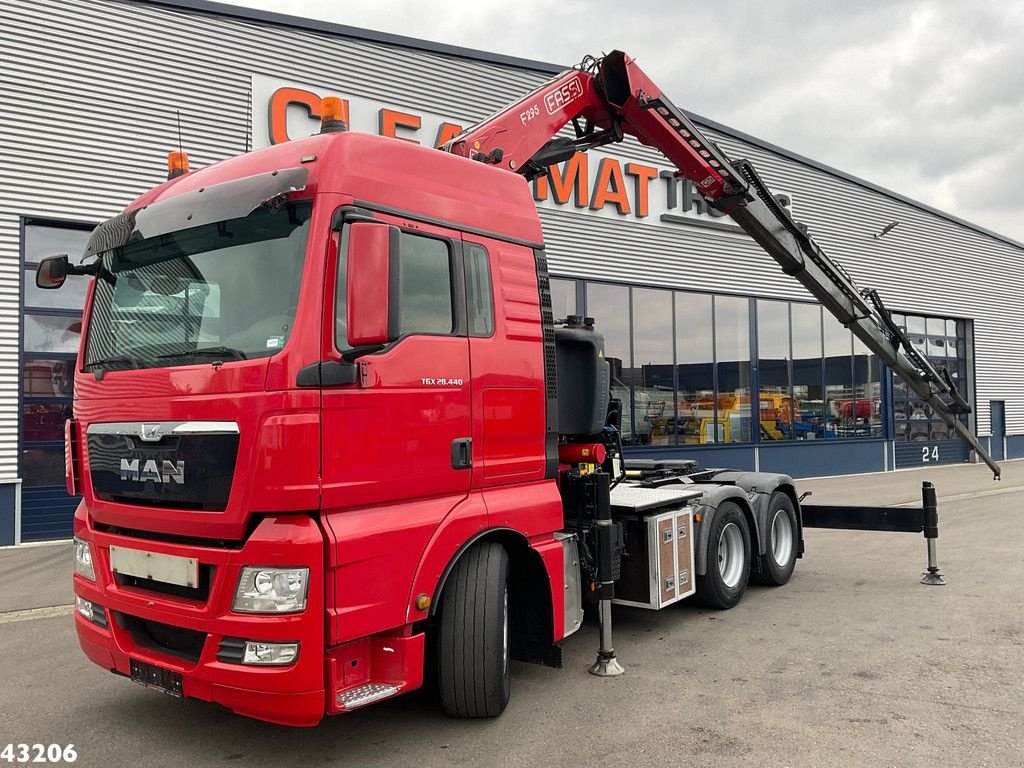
[502,587,509,675]
[717,522,744,588]
[770,508,794,567]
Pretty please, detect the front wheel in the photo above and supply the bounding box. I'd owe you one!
[754,491,799,586]
[438,542,511,717]
[695,501,751,609]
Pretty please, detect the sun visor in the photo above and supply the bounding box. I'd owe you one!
[84,167,309,257]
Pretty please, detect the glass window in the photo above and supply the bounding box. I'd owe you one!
[464,244,494,337]
[85,201,311,370]
[24,315,82,354]
[632,288,674,446]
[675,292,715,445]
[714,296,751,443]
[24,269,90,310]
[757,300,791,441]
[791,303,824,440]
[905,315,926,334]
[22,448,67,487]
[823,314,852,439]
[586,283,631,440]
[24,224,91,264]
[853,334,882,437]
[22,222,90,493]
[550,278,577,320]
[397,233,453,336]
[23,359,74,396]
[22,402,72,442]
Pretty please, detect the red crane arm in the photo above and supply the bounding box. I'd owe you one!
[443,66,612,175]
[443,52,747,205]
[441,50,1001,478]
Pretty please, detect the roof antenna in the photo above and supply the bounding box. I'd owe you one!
[245,88,252,152]
[176,110,184,157]
[167,110,190,180]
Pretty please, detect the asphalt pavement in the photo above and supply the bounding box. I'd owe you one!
[1,460,1021,768]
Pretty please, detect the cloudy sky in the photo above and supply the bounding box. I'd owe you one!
[217,0,1024,243]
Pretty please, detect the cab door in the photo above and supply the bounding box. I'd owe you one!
[318,214,473,640]
[320,216,472,512]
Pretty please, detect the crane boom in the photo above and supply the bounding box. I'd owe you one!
[442,50,1000,479]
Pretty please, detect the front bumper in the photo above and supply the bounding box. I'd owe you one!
[73,509,326,727]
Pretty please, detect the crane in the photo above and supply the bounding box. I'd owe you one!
[442,50,1000,479]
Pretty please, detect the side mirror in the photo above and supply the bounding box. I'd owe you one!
[36,255,70,289]
[346,222,394,347]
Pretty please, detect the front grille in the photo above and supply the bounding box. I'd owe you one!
[120,614,207,663]
[94,522,245,550]
[101,495,224,512]
[88,431,238,511]
[116,564,213,602]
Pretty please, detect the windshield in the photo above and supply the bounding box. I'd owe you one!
[84,200,312,371]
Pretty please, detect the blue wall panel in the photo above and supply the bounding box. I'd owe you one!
[1006,435,1024,459]
[0,484,14,546]
[894,439,970,469]
[759,439,886,478]
[20,488,77,542]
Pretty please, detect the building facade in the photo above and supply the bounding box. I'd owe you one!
[2,0,1021,543]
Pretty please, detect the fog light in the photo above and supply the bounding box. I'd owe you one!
[76,595,94,621]
[242,641,299,666]
[75,596,107,628]
[73,537,95,581]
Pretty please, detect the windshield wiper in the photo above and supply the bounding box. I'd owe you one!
[82,356,140,371]
[156,345,248,362]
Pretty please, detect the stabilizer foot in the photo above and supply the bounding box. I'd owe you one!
[920,484,946,586]
[589,651,624,677]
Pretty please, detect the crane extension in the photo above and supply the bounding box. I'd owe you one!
[799,481,946,586]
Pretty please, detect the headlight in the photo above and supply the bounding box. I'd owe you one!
[73,537,95,581]
[233,567,309,613]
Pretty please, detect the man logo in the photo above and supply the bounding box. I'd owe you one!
[139,424,163,442]
[120,458,185,484]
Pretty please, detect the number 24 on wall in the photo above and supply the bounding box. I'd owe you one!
[921,446,940,462]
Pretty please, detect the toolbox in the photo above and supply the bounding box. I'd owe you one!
[609,486,699,610]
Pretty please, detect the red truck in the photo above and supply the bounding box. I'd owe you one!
[37,51,997,726]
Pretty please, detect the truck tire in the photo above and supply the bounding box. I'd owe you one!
[695,501,751,609]
[753,491,798,586]
[438,542,511,718]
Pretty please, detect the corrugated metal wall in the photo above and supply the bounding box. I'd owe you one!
[1,0,1021,490]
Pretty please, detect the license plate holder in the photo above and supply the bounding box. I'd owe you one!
[130,659,183,698]
[109,545,198,588]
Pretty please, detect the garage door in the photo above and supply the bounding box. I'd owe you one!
[890,311,973,469]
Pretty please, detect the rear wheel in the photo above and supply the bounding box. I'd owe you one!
[754,491,799,586]
[695,501,751,609]
[438,542,511,717]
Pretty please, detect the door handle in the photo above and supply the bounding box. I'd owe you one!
[451,438,472,469]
